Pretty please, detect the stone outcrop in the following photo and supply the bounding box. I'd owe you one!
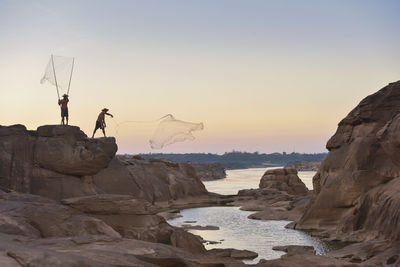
[0,124,117,199]
[0,125,208,202]
[259,168,308,195]
[94,155,208,203]
[0,189,245,266]
[208,248,258,259]
[235,168,311,221]
[0,191,121,239]
[296,81,400,245]
[285,161,321,171]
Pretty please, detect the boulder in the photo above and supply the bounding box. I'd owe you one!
[259,168,308,195]
[296,81,400,243]
[208,248,258,259]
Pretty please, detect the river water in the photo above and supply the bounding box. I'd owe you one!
[168,168,328,263]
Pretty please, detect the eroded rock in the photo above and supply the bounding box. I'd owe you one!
[296,81,400,245]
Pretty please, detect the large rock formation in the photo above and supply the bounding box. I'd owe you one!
[236,168,311,221]
[296,81,400,244]
[0,124,208,202]
[259,168,308,195]
[0,124,117,199]
[0,124,223,261]
[94,155,208,203]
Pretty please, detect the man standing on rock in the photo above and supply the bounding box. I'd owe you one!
[92,108,113,138]
[58,94,69,125]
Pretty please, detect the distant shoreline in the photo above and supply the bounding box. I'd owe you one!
[132,151,327,170]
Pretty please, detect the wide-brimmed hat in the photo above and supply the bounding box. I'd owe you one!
[102,108,109,112]
[63,94,68,97]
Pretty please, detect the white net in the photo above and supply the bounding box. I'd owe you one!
[114,114,204,149]
[40,55,74,95]
[149,114,204,149]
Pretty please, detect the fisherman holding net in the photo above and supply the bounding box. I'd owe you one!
[58,94,69,125]
[92,108,114,138]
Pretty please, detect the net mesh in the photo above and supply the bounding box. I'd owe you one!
[40,55,74,94]
[114,114,204,149]
[149,114,204,149]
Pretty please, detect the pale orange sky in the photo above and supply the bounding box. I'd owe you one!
[1,1,399,153]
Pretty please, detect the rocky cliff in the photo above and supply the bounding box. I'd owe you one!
[0,124,207,202]
[296,81,400,244]
[0,124,243,266]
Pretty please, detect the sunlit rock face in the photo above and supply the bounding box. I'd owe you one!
[93,155,208,203]
[259,168,308,195]
[297,81,400,242]
[0,125,207,203]
[0,125,117,199]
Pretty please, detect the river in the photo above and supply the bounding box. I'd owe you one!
[168,167,328,263]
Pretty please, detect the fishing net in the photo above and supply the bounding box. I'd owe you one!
[149,114,204,149]
[115,114,204,149]
[40,55,74,95]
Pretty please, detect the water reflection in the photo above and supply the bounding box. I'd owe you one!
[169,206,328,263]
[168,168,323,263]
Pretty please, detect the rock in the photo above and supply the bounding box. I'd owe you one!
[0,233,240,267]
[256,254,358,267]
[285,161,322,171]
[61,194,157,215]
[296,81,400,244]
[208,248,258,259]
[0,124,117,199]
[182,225,220,230]
[327,240,390,263]
[0,191,121,239]
[259,168,308,195]
[93,155,208,203]
[0,125,208,203]
[272,245,316,255]
[61,193,206,254]
[190,163,227,181]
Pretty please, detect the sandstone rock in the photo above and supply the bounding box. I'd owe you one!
[0,233,240,267]
[256,254,358,267]
[61,194,207,254]
[285,161,322,171]
[93,155,208,203]
[272,245,316,255]
[208,248,258,259]
[0,125,117,199]
[0,125,208,204]
[182,224,220,230]
[259,168,308,195]
[0,191,120,239]
[61,194,157,215]
[296,81,400,244]
[327,240,389,263]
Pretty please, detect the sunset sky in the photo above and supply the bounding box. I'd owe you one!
[1,0,399,154]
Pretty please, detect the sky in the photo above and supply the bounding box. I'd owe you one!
[1,0,399,154]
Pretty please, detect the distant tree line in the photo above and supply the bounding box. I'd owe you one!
[138,151,328,169]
